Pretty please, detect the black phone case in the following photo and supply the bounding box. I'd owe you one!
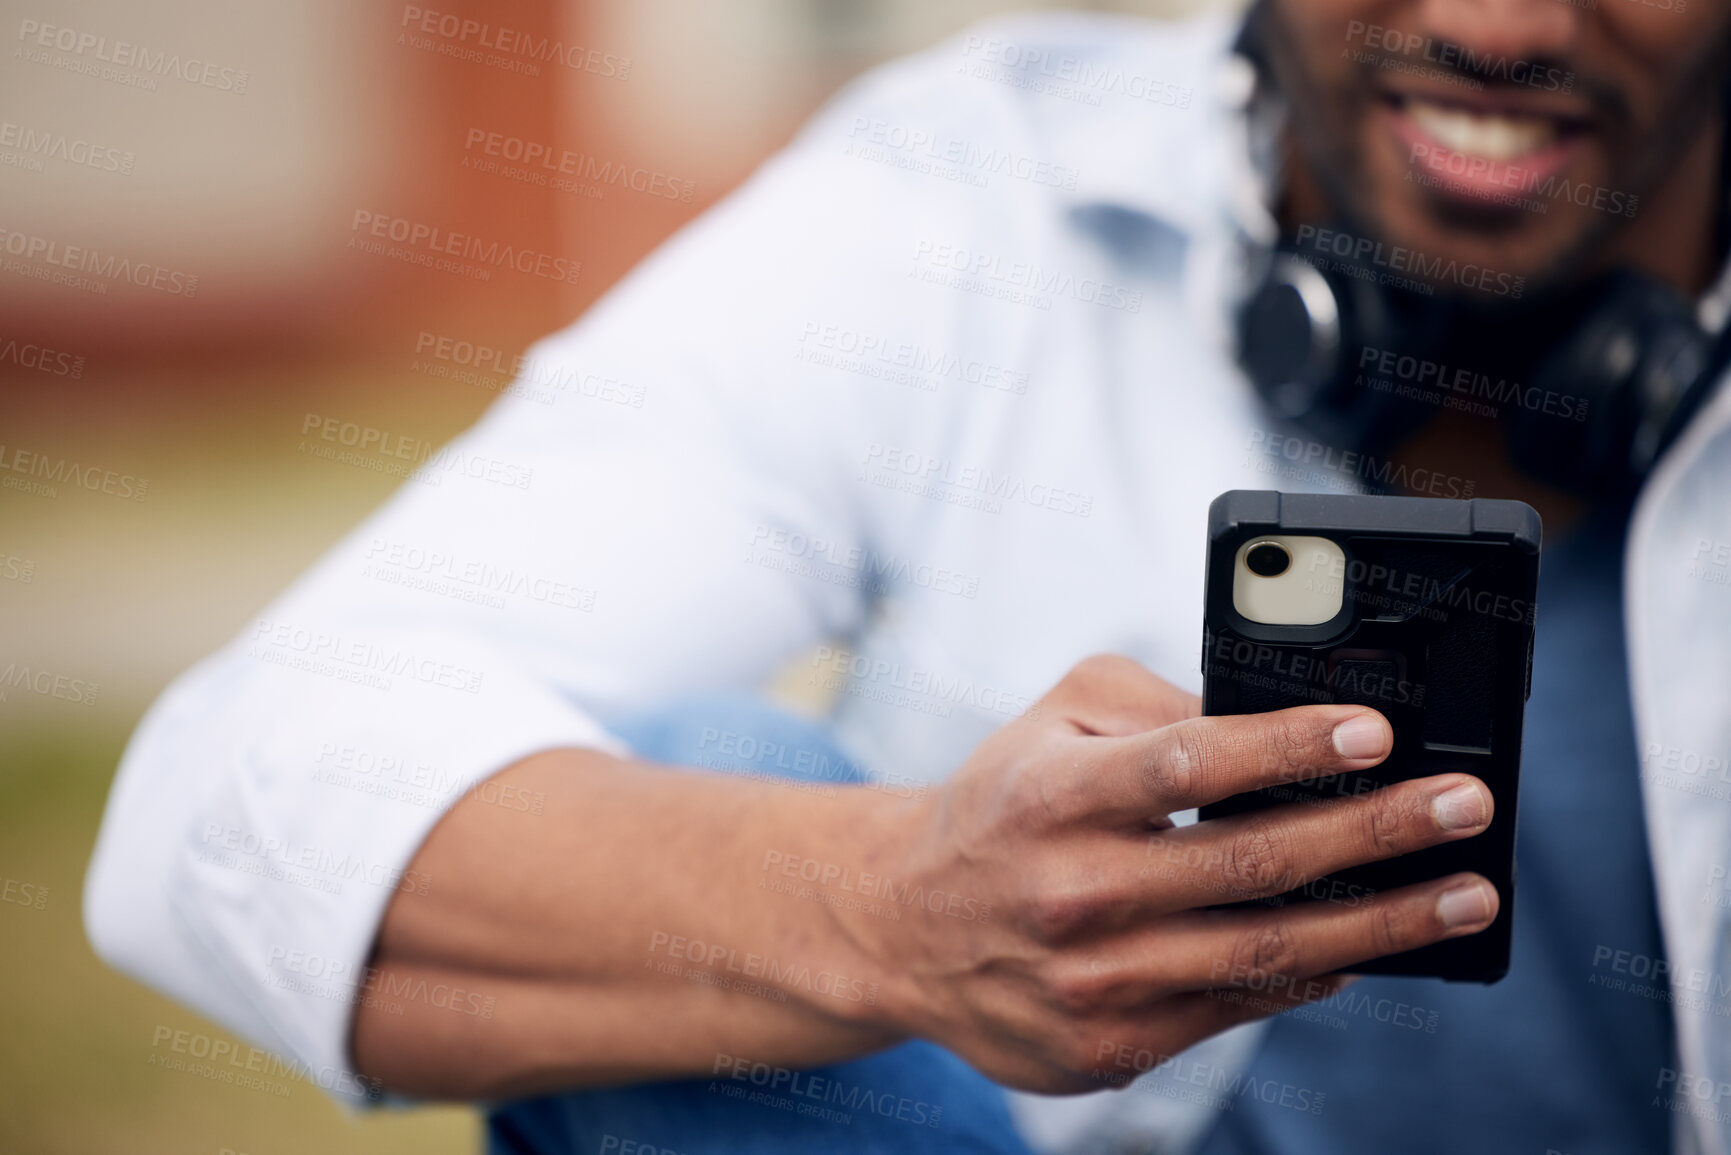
[1197,489,1540,983]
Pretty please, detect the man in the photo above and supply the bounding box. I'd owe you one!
[85,0,1731,1151]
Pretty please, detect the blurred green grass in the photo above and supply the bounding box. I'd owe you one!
[0,361,501,1154]
[0,717,479,1155]
[0,358,832,1151]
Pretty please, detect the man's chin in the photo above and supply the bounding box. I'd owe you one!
[1355,142,1627,295]
[1421,196,1538,237]
[1365,193,1602,297]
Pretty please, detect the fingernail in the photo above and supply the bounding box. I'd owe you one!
[1332,714,1388,760]
[1431,782,1490,832]
[1437,882,1493,930]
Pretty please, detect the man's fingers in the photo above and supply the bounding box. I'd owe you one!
[1019,775,1490,941]
[1163,872,1499,995]
[1143,773,1493,909]
[1077,704,1392,822]
[1039,655,1201,738]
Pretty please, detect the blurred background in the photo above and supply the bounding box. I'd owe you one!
[0,0,1208,1150]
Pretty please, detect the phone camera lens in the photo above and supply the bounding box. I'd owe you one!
[1246,542,1291,577]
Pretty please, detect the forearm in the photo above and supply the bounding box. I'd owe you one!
[350,663,1499,1103]
[351,747,923,1099]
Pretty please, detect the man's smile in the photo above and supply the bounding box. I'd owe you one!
[1378,84,1597,209]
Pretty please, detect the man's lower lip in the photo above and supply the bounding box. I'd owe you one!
[1384,104,1579,204]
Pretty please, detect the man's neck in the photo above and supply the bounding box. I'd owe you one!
[1277,113,1723,533]
[1394,411,1589,539]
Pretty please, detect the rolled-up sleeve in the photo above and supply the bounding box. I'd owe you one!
[82,23,1077,1100]
[84,247,875,1099]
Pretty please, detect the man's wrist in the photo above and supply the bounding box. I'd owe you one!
[753,782,936,1036]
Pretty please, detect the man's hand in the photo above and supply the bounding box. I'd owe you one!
[850,655,1495,1094]
[353,655,1493,1101]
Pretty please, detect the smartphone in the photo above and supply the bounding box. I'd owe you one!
[1196,489,1540,983]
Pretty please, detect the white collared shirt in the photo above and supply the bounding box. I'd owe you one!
[84,10,1731,1154]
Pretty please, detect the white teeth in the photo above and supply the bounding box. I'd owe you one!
[1407,100,1556,161]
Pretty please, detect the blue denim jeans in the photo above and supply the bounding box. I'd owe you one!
[485,695,1035,1155]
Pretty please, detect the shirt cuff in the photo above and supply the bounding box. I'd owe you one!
[87,620,624,1105]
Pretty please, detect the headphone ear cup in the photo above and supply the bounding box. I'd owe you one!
[1237,245,1453,463]
[1236,254,1344,423]
[1514,272,1710,495]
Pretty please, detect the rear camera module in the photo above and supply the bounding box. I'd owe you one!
[1246,541,1292,578]
[1234,534,1344,626]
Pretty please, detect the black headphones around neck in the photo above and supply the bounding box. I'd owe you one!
[1232,17,1731,498]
